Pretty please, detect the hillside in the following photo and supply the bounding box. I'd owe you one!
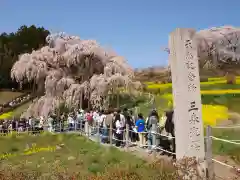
[134,65,240,82]
[134,66,170,82]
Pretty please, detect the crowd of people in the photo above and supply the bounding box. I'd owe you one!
[0,107,176,158]
[0,94,31,113]
[8,94,31,107]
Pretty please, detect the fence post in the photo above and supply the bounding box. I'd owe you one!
[97,122,100,143]
[126,124,129,150]
[80,120,82,135]
[60,121,62,132]
[85,121,89,137]
[109,122,113,146]
[206,126,215,180]
[74,120,77,132]
[16,121,18,135]
[152,124,157,156]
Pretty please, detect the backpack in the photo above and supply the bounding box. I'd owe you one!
[86,114,93,123]
[147,115,158,130]
[113,114,120,129]
[99,115,106,128]
[165,111,174,137]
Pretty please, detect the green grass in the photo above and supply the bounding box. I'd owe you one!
[0,133,176,179]
[212,128,240,164]
[11,101,32,117]
[0,91,23,104]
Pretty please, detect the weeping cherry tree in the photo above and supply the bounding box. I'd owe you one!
[11,32,141,118]
[165,26,240,81]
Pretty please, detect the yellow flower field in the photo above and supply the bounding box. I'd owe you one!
[161,93,229,126]
[146,78,240,90]
[208,76,240,81]
[0,111,13,120]
[161,89,240,98]
[201,89,240,94]
[147,83,172,90]
[202,105,228,126]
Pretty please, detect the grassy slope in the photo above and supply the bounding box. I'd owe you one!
[11,101,32,118]
[0,134,176,179]
[0,91,23,104]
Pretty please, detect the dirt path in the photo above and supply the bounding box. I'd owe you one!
[213,155,240,179]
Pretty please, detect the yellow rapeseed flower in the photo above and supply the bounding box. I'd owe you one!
[202,105,228,126]
[208,77,226,81]
[208,76,240,81]
[0,145,57,160]
[201,89,240,94]
[161,94,229,126]
[147,83,172,90]
[146,78,240,90]
[0,111,13,120]
[162,89,240,98]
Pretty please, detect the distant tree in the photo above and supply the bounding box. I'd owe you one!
[148,67,156,78]
[0,25,49,89]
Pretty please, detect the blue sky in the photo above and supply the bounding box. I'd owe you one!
[0,0,239,68]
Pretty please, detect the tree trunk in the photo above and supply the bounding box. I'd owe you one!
[117,86,119,109]
[32,80,36,95]
[226,72,236,84]
[88,56,92,109]
[80,91,83,109]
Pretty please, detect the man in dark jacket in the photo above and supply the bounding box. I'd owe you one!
[164,110,175,159]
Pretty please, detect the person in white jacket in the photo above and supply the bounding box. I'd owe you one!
[47,116,53,132]
[114,112,123,147]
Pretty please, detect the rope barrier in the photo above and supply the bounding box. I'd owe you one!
[212,125,240,129]
[230,140,240,142]
[126,140,176,155]
[155,146,176,155]
[208,124,240,177]
[128,129,175,139]
[211,136,240,145]
[212,158,236,169]
[212,158,240,174]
